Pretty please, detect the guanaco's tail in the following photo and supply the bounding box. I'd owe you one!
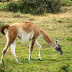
[0,25,10,35]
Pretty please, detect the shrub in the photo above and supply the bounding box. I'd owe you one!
[0,0,61,15]
[0,3,8,11]
[46,0,61,13]
[19,0,61,14]
[19,0,46,15]
[0,2,19,12]
[6,2,19,12]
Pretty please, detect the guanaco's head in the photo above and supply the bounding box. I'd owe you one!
[54,40,63,55]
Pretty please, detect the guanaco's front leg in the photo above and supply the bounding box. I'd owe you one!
[28,39,35,62]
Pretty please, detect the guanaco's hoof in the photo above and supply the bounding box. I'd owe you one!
[38,59,42,61]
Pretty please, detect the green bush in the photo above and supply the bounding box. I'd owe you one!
[19,0,61,14]
[0,2,19,12]
[0,0,61,15]
[46,0,61,13]
[0,3,8,11]
[19,0,46,15]
[6,2,19,12]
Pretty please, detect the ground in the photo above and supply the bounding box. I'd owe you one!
[0,6,72,72]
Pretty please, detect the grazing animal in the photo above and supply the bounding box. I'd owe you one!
[0,22,63,63]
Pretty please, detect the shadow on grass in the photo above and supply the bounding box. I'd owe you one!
[0,62,6,72]
[48,59,59,62]
[59,64,70,72]
[0,61,13,72]
[26,58,60,63]
[1,57,61,65]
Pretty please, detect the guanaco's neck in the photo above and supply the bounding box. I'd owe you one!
[40,29,55,47]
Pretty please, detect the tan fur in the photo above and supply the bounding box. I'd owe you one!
[3,26,18,54]
[10,22,40,38]
[8,22,55,46]
[8,26,18,44]
[40,29,54,46]
[10,22,34,33]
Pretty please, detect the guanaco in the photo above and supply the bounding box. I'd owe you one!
[0,22,63,63]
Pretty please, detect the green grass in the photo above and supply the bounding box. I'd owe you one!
[60,0,72,6]
[0,6,72,72]
[67,37,72,41]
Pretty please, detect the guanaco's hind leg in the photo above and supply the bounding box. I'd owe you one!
[0,26,18,64]
[0,33,13,63]
[11,40,19,63]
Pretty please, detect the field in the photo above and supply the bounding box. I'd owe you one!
[0,6,72,72]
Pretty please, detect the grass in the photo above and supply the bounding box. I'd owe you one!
[60,0,72,6]
[0,6,72,72]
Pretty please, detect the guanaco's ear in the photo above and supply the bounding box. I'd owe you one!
[56,40,58,45]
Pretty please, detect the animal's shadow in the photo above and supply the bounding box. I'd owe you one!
[30,58,60,63]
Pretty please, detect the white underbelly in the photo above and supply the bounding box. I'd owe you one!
[18,28,34,42]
